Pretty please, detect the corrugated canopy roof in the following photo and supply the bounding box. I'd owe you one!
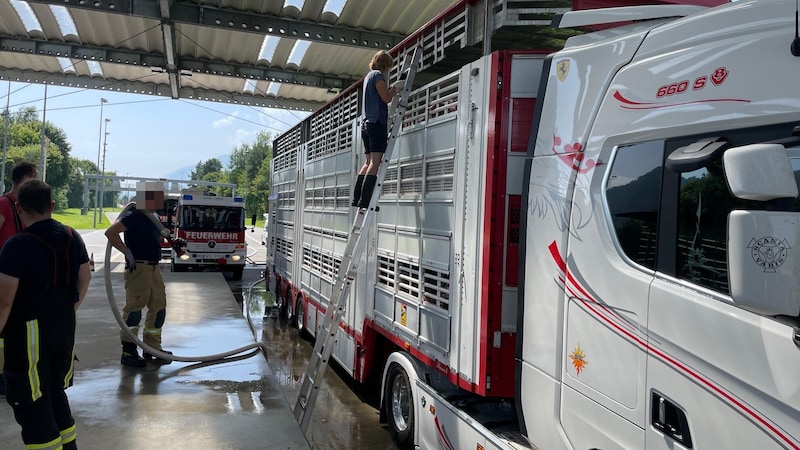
[0,0,725,113]
[0,0,463,111]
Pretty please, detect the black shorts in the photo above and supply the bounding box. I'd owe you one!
[361,122,388,154]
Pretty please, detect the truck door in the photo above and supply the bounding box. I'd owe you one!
[645,141,800,450]
[558,141,661,449]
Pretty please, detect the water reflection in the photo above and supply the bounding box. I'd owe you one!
[232,271,397,449]
[243,278,280,322]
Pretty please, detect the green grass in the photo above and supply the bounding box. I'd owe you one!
[249,219,266,229]
[53,208,268,230]
[53,208,113,230]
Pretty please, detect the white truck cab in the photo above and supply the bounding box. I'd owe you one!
[519,2,800,448]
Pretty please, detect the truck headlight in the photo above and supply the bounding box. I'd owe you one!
[179,254,190,261]
[231,255,241,261]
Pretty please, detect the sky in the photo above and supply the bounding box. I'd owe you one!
[0,81,310,181]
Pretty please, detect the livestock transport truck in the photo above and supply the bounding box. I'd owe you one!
[267,1,800,448]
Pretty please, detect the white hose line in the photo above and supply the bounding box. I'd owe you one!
[104,203,268,363]
[247,246,258,259]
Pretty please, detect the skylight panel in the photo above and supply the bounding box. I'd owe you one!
[10,0,42,33]
[267,82,281,96]
[57,57,75,74]
[257,36,280,63]
[243,79,257,94]
[286,40,310,66]
[86,61,104,77]
[284,0,305,10]
[49,5,78,38]
[323,0,346,16]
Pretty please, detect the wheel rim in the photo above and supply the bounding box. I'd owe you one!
[390,373,410,432]
[282,296,291,322]
[284,290,292,322]
[296,301,304,331]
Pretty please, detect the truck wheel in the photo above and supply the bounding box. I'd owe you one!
[295,297,306,336]
[231,266,243,281]
[384,363,414,448]
[285,288,296,327]
[279,292,289,323]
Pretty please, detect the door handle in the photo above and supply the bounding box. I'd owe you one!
[651,392,693,448]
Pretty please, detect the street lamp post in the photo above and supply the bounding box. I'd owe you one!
[39,84,48,181]
[1,81,11,193]
[93,98,108,228]
[99,118,110,224]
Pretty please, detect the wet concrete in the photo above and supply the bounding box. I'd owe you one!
[237,276,398,450]
[2,220,398,450]
[0,266,309,450]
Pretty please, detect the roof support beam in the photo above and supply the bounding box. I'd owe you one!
[0,37,165,65]
[178,60,357,91]
[25,0,404,50]
[0,38,357,90]
[159,0,180,99]
[0,67,325,111]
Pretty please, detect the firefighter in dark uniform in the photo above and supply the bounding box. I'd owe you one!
[105,182,174,367]
[0,179,91,450]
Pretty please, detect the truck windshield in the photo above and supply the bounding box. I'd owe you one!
[156,198,179,229]
[179,206,244,231]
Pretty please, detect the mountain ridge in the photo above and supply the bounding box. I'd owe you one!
[163,154,230,180]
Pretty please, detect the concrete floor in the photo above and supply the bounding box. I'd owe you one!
[247,280,397,450]
[0,267,310,450]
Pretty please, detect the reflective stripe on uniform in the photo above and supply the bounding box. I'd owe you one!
[25,435,61,450]
[25,320,42,401]
[63,345,75,389]
[143,327,162,336]
[60,423,77,444]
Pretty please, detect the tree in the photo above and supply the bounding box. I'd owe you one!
[249,131,273,217]
[250,157,272,217]
[100,171,119,208]
[187,132,273,218]
[189,158,223,181]
[226,131,272,218]
[0,106,73,199]
[66,158,99,208]
[42,121,72,190]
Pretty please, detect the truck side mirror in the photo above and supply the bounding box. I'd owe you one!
[725,144,800,316]
[724,144,798,201]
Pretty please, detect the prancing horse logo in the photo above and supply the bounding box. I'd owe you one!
[748,236,790,273]
[556,59,570,82]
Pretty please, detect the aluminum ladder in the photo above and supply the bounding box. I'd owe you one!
[293,46,422,432]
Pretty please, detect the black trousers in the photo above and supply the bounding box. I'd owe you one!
[4,308,77,449]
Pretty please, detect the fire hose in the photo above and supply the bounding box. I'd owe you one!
[104,202,268,364]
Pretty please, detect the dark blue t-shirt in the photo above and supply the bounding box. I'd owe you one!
[120,208,161,262]
[0,219,89,313]
[363,70,388,125]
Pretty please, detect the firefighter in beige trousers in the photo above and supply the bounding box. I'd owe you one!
[105,182,172,367]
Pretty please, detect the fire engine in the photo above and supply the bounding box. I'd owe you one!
[267,0,799,448]
[172,189,247,280]
[156,192,179,260]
